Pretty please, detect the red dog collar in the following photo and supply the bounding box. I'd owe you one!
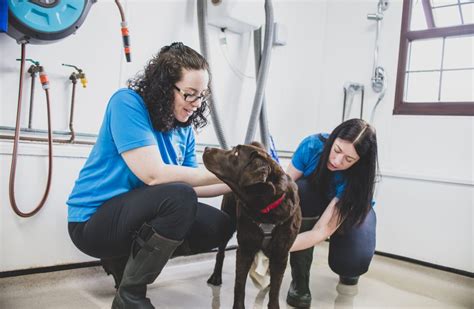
[260,194,286,214]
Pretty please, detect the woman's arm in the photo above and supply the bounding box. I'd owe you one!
[286,162,304,181]
[193,183,232,197]
[122,145,221,187]
[289,197,342,252]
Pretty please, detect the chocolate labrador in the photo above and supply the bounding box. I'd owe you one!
[203,143,302,309]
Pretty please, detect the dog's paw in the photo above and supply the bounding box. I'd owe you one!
[207,273,223,286]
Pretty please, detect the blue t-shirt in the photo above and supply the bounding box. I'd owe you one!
[0,0,7,33]
[67,88,198,222]
[291,134,346,200]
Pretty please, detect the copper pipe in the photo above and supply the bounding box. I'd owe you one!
[0,134,94,145]
[8,44,54,218]
[27,66,37,129]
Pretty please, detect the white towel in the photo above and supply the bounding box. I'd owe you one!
[249,250,270,289]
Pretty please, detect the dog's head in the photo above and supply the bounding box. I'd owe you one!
[203,142,292,210]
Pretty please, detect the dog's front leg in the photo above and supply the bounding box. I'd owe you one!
[233,247,256,309]
[208,194,237,286]
[267,254,289,309]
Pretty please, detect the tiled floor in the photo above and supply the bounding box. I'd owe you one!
[0,242,472,308]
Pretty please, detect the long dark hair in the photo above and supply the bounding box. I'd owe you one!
[309,118,378,229]
[128,42,211,132]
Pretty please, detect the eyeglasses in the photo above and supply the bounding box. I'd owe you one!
[174,85,210,103]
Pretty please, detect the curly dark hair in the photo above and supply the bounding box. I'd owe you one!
[309,119,378,230]
[128,42,211,132]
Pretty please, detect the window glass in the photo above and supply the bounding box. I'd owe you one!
[405,72,441,102]
[440,70,474,101]
[433,6,461,27]
[408,39,443,71]
[431,0,459,6]
[443,36,474,69]
[410,0,428,30]
[461,3,473,24]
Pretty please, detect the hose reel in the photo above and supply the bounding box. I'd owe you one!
[7,0,95,44]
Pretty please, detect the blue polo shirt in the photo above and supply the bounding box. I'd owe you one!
[291,134,346,199]
[67,88,198,222]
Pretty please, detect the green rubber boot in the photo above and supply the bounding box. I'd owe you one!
[112,223,182,309]
[286,217,318,308]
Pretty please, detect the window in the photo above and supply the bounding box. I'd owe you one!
[394,0,474,115]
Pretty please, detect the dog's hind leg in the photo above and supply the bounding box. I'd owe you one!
[207,242,227,286]
[267,255,289,309]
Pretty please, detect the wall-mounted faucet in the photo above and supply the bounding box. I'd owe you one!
[367,0,389,21]
[368,0,389,94]
[367,0,389,124]
[372,66,386,93]
[342,82,365,122]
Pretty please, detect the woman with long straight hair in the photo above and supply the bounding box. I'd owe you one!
[286,118,378,308]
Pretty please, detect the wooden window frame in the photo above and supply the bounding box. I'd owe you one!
[394,0,474,116]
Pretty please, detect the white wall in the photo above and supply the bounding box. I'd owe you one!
[0,0,472,273]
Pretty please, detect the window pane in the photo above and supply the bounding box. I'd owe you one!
[432,0,459,6]
[444,36,474,69]
[440,69,474,101]
[405,72,441,102]
[408,39,443,71]
[460,0,474,4]
[433,6,462,27]
[411,0,428,30]
[461,3,474,24]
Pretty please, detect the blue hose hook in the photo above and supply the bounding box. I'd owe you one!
[6,0,95,44]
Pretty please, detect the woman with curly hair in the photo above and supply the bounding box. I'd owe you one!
[286,119,378,308]
[67,42,232,308]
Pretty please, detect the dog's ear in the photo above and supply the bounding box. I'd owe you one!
[250,141,266,150]
[239,164,270,187]
[239,155,277,196]
[238,157,270,187]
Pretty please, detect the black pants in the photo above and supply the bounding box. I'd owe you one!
[68,182,234,259]
[297,178,377,277]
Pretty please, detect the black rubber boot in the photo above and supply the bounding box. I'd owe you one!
[339,275,359,285]
[286,217,318,308]
[112,223,182,309]
[101,256,128,289]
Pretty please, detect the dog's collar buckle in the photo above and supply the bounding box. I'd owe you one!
[260,193,286,214]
